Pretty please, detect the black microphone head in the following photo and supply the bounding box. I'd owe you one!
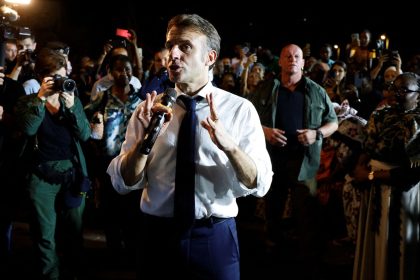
[161,88,177,107]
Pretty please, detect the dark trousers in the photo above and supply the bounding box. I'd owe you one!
[27,160,85,280]
[91,156,141,265]
[265,155,303,242]
[138,215,240,280]
[265,152,325,279]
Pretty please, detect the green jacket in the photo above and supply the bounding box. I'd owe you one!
[16,94,91,177]
[250,76,338,180]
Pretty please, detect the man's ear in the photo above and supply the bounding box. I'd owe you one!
[206,49,217,68]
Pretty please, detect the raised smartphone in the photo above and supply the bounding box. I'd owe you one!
[116,28,131,39]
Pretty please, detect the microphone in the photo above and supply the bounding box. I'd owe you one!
[139,88,177,155]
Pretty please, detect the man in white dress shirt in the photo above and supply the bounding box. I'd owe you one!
[107,14,272,280]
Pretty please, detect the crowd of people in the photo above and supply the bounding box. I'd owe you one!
[0,13,419,280]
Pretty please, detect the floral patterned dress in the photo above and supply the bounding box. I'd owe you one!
[353,105,420,280]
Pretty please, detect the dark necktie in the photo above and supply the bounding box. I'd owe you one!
[174,95,200,233]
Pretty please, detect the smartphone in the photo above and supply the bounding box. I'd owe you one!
[116,28,131,40]
[109,38,127,49]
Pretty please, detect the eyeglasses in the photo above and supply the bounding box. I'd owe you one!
[389,85,420,96]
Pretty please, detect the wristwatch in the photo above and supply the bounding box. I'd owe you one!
[316,129,323,140]
[368,170,375,181]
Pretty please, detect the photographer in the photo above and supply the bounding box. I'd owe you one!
[6,32,37,84]
[3,38,18,75]
[16,40,75,96]
[15,48,91,280]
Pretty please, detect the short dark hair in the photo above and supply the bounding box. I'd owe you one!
[109,54,132,71]
[34,48,67,78]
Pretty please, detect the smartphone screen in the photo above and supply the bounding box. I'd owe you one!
[116,28,131,39]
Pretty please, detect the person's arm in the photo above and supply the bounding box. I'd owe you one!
[354,156,420,191]
[393,52,403,75]
[239,62,250,96]
[297,121,338,146]
[358,167,420,192]
[200,93,257,188]
[15,94,46,136]
[127,29,143,81]
[63,94,92,142]
[120,143,149,186]
[370,53,386,80]
[315,87,339,138]
[120,92,160,186]
[224,144,257,188]
[239,53,257,97]
[95,42,112,79]
[317,121,339,138]
[6,64,22,81]
[262,125,287,147]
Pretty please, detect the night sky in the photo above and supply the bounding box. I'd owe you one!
[8,0,417,64]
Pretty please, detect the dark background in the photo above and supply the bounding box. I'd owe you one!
[9,0,417,64]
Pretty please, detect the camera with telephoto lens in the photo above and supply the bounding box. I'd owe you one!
[53,74,76,92]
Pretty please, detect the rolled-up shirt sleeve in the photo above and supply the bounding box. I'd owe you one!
[230,99,273,198]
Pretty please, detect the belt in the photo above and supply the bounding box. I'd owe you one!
[143,213,228,228]
[193,216,228,227]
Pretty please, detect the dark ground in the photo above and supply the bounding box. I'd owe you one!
[6,204,354,280]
